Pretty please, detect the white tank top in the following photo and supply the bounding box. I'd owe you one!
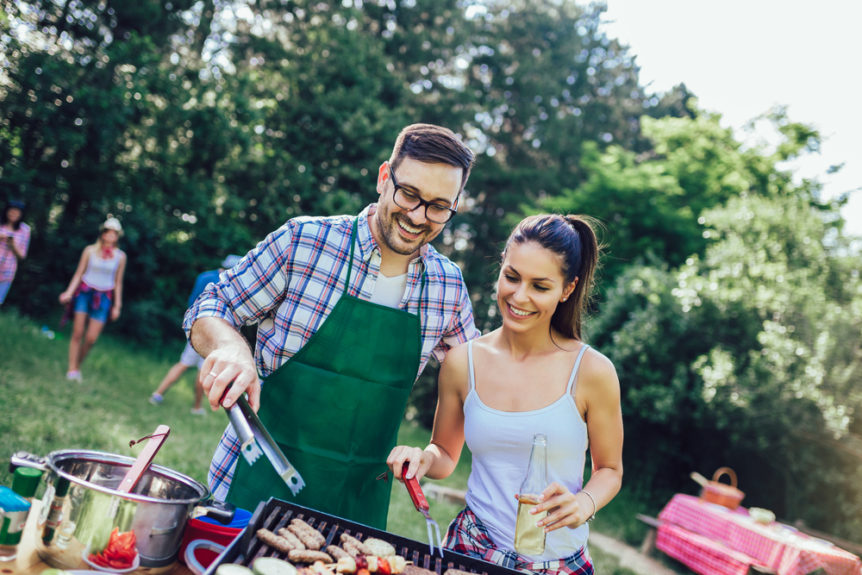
[463,340,591,561]
[82,248,122,291]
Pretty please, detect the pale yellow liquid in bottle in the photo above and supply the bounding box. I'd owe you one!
[514,495,547,555]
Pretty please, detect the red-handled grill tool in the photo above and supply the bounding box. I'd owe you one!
[401,462,444,557]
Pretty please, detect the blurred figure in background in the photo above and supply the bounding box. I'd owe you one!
[0,199,30,305]
[58,217,127,381]
[149,254,242,414]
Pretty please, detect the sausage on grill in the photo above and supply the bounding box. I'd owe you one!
[288,550,334,564]
[256,528,296,553]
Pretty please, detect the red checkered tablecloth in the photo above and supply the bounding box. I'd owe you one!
[657,523,754,575]
[657,494,862,575]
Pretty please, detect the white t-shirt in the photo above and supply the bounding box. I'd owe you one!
[369,272,408,309]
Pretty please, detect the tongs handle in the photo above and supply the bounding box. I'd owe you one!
[402,462,429,512]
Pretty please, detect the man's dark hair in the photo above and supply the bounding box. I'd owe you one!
[389,124,475,194]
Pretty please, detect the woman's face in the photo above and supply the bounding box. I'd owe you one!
[496,240,575,333]
[101,229,119,246]
[5,207,22,224]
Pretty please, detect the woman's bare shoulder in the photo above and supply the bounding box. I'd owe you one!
[579,345,620,394]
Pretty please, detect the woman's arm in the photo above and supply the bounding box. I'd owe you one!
[536,349,624,532]
[59,246,91,304]
[387,342,470,481]
[110,251,126,320]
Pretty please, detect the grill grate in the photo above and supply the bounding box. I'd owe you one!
[204,498,523,575]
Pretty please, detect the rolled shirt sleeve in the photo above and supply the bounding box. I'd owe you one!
[183,223,293,338]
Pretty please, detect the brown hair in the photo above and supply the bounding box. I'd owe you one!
[503,214,600,340]
[388,124,475,195]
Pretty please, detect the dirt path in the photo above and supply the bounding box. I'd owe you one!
[590,532,678,575]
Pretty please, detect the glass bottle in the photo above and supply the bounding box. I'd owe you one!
[0,467,42,561]
[0,487,31,561]
[514,433,548,555]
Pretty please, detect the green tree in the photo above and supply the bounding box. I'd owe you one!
[595,191,862,538]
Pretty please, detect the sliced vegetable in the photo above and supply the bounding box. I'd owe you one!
[216,564,256,575]
[87,527,137,569]
[253,556,298,575]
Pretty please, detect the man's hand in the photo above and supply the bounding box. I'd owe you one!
[200,343,261,411]
[193,317,261,412]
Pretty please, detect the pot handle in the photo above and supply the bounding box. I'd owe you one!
[192,499,236,525]
[9,451,48,473]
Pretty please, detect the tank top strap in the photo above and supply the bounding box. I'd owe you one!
[565,343,591,395]
[467,339,477,393]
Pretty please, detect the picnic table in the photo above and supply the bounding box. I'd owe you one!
[656,493,862,575]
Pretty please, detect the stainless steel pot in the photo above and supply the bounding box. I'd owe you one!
[11,449,233,573]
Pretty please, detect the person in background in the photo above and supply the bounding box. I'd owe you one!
[387,214,624,575]
[184,123,479,528]
[149,254,243,414]
[0,199,31,306]
[58,217,127,381]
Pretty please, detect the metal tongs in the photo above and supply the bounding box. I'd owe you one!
[401,462,443,557]
[226,393,305,496]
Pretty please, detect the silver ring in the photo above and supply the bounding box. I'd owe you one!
[209,371,218,378]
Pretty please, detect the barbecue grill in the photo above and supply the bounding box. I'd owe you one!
[204,498,524,575]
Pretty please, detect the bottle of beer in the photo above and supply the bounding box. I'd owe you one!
[514,433,548,555]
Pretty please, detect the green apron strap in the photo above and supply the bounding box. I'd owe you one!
[343,217,358,295]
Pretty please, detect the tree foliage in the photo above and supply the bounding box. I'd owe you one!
[583,117,862,538]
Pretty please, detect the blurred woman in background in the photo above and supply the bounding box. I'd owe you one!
[59,217,127,381]
[0,199,31,305]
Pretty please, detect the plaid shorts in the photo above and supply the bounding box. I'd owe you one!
[444,507,594,575]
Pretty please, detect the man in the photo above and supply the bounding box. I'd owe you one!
[149,254,243,413]
[184,124,479,528]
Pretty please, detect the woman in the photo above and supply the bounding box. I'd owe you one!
[58,217,127,381]
[387,214,623,575]
[0,199,31,305]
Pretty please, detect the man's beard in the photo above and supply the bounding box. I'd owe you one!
[376,209,431,256]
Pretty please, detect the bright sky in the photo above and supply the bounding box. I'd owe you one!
[600,0,862,236]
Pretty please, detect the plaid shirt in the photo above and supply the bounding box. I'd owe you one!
[445,507,594,575]
[0,223,30,283]
[183,204,480,500]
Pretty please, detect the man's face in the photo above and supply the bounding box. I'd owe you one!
[373,157,462,256]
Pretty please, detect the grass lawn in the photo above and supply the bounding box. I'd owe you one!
[0,309,680,574]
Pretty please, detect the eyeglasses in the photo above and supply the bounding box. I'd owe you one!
[389,165,458,224]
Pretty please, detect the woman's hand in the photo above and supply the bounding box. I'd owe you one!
[59,290,72,304]
[110,304,121,321]
[531,482,595,532]
[386,445,433,482]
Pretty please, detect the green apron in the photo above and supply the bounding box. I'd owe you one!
[226,217,423,529]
